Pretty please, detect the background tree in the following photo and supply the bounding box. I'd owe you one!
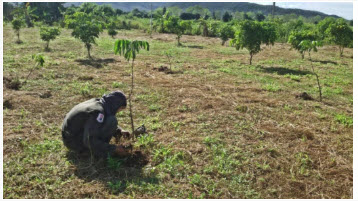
[163,7,167,16]
[207,21,221,37]
[11,18,25,43]
[30,2,65,25]
[131,8,148,18]
[199,18,209,37]
[288,30,317,59]
[260,21,277,46]
[243,13,253,20]
[316,17,335,40]
[212,10,216,20]
[255,13,266,22]
[40,26,61,51]
[222,11,232,22]
[186,5,211,18]
[167,6,183,17]
[180,13,200,20]
[23,3,38,27]
[219,24,235,45]
[65,12,103,59]
[230,20,277,65]
[107,17,118,38]
[115,8,124,16]
[96,4,115,18]
[213,10,222,20]
[78,2,97,14]
[11,3,38,27]
[155,10,169,33]
[114,40,149,136]
[164,16,191,46]
[4,2,15,21]
[325,19,353,57]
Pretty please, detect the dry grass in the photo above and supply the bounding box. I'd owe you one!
[3,24,353,198]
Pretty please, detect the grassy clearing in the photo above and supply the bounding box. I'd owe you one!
[3,25,353,198]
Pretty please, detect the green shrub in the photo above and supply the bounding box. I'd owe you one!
[40,26,61,50]
[11,18,25,42]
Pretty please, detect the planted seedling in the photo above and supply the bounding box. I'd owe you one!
[164,49,174,70]
[23,53,45,84]
[298,40,323,101]
[114,39,149,138]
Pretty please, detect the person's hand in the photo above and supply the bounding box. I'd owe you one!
[113,145,131,157]
[121,130,131,139]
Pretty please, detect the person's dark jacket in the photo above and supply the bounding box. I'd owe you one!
[61,91,126,157]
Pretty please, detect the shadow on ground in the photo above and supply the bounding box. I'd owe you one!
[312,60,338,65]
[184,45,204,49]
[65,150,159,194]
[75,58,116,68]
[258,66,312,76]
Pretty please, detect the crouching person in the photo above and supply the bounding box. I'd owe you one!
[61,91,131,158]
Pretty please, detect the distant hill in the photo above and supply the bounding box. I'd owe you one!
[64,2,341,19]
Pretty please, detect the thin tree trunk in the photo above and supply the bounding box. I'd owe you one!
[129,59,135,139]
[309,53,322,102]
[86,44,91,59]
[177,35,181,46]
[249,53,253,65]
[340,46,344,57]
[17,31,20,42]
[167,55,172,70]
[24,64,37,84]
[221,40,225,46]
[46,41,50,50]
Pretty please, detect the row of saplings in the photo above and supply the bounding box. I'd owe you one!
[10,15,352,105]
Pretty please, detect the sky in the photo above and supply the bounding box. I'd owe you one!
[255,2,352,20]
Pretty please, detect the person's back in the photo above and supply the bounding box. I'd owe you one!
[61,91,131,157]
[62,98,103,152]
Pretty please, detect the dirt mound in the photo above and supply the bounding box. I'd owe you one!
[122,150,149,167]
[153,66,182,74]
[4,76,22,90]
[295,92,314,100]
[39,91,52,99]
[3,99,13,109]
[78,75,94,81]
[154,65,170,72]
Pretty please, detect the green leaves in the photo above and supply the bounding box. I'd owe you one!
[164,16,191,43]
[288,30,318,57]
[298,40,322,53]
[40,26,61,42]
[219,24,235,44]
[231,20,276,55]
[11,18,25,31]
[32,53,45,68]
[114,39,150,61]
[260,21,277,46]
[230,20,278,64]
[325,19,353,55]
[64,11,103,49]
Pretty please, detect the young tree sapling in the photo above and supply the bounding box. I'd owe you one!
[114,39,150,137]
